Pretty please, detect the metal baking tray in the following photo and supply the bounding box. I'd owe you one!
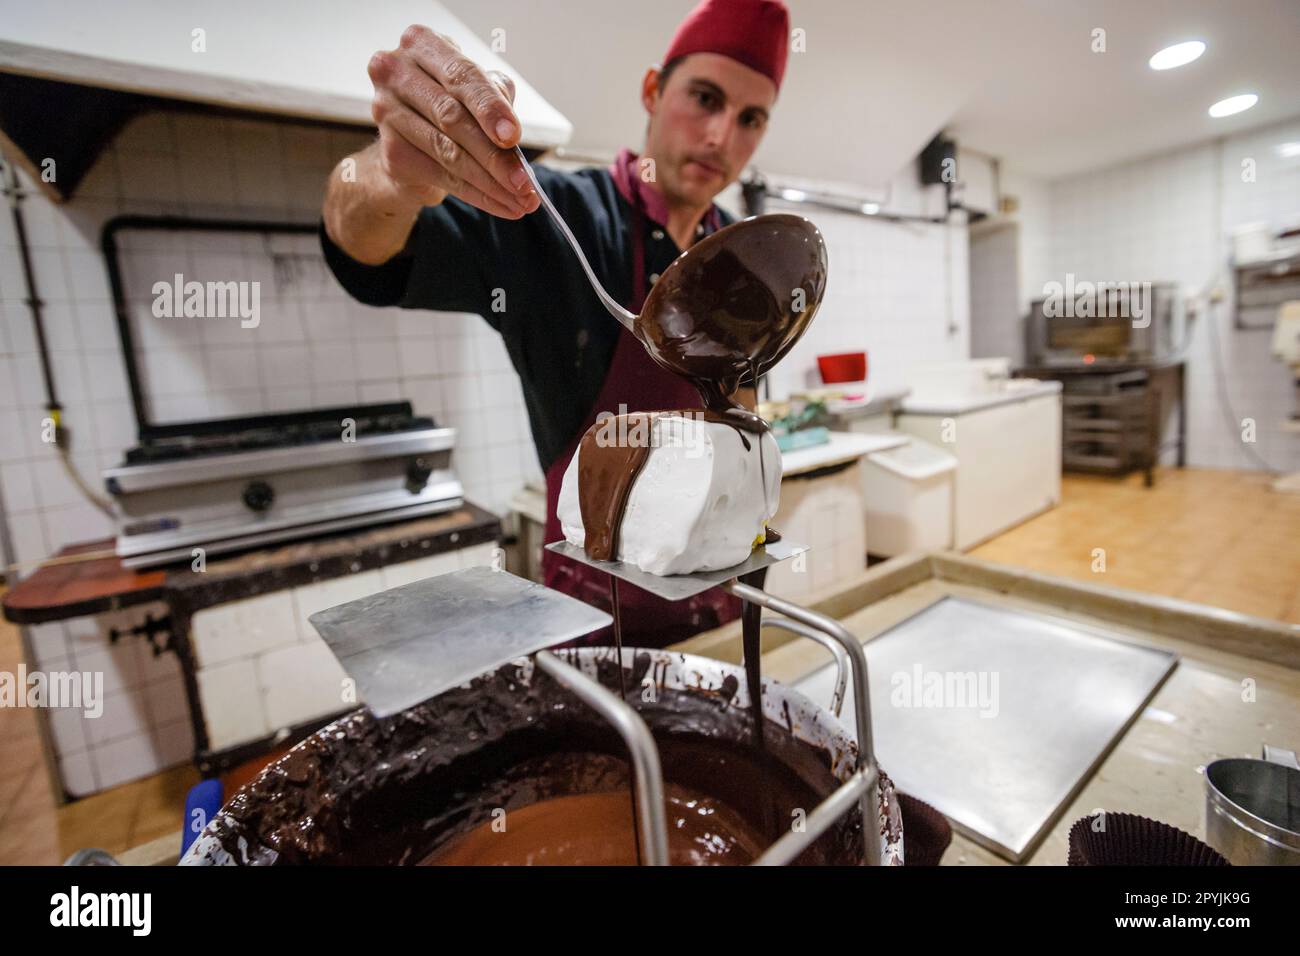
[793,595,1177,862]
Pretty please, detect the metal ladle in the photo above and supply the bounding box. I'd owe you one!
[516,147,827,422]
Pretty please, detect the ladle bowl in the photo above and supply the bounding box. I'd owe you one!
[635,212,828,396]
[514,149,826,408]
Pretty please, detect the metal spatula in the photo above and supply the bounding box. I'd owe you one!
[308,565,612,718]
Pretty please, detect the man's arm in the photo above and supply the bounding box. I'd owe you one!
[323,142,435,265]
[322,25,541,267]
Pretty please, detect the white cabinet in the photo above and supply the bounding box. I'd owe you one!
[896,392,1061,550]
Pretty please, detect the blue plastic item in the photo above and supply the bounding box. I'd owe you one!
[181,778,223,858]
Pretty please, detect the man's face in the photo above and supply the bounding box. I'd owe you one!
[642,52,776,208]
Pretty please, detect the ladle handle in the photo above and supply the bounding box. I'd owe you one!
[515,147,638,332]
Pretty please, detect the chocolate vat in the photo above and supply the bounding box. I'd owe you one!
[182,648,904,866]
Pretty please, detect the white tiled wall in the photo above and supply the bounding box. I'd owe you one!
[24,541,497,797]
[24,600,192,798]
[193,541,497,753]
[759,167,972,400]
[0,110,540,575]
[1005,115,1300,472]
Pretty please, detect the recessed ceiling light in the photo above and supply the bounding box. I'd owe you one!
[1208,93,1259,118]
[1149,40,1205,71]
[1276,142,1300,159]
[861,202,880,215]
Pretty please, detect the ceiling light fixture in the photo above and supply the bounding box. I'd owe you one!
[1208,93,1259,118]
[1148,40,1205,71]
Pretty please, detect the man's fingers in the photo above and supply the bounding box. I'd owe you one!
[408,31,521,148]
[392,66,533,203]
[485,69,516,105]
[379,96,526,214]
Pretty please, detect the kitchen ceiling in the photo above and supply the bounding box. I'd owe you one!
[446,0,1300,186]
[948,0,1300,179]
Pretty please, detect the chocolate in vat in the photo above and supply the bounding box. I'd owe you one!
[183,650,888,866]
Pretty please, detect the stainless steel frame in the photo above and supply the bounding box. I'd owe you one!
[763,617,848,718]
[725,580,880,866]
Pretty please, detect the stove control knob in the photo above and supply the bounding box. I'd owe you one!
[242,480,275,512]
[406,457,434,493]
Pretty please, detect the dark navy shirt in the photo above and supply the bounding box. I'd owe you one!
[320,163,733,471]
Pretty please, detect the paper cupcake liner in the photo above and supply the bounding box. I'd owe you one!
[898,792,953,867]
[1067,811,1229,866]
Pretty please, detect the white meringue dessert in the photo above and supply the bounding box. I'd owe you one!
[557,412,781,575]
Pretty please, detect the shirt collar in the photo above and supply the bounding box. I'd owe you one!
[608,147,723,237]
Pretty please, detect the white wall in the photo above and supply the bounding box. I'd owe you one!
[995,116,1300,472]
[760,166,971,400]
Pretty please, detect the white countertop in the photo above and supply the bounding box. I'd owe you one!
[899,379,1062,416]
[780,431,909,477]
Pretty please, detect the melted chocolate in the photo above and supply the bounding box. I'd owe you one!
[205,653,862,866]
[423,784,765,866]
[634,213,827,411]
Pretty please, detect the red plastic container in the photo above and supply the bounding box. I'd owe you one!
[817,351,867,385]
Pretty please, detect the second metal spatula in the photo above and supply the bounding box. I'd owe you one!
[308,565,612,718]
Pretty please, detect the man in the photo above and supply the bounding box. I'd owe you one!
[321,0,790,647]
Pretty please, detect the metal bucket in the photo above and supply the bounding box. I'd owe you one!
[182,647,904,866]
[1205,749,1300,865]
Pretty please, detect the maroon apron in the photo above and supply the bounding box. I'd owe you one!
[541,201,741,648]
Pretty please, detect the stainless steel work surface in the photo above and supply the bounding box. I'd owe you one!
[545,539,802,601]
[792,595,1177,861]
[309,566,612,718]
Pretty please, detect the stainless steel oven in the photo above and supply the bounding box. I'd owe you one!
[1026,281,1182,365]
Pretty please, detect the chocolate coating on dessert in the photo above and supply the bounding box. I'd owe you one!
[204,652,864,866]
[577,409,763,562]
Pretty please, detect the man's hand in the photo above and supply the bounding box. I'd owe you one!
[366,25,540,219]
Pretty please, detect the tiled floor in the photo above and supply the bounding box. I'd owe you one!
[0,466,1295,865]
[970,467,1300,624]
[0,613,197,865]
